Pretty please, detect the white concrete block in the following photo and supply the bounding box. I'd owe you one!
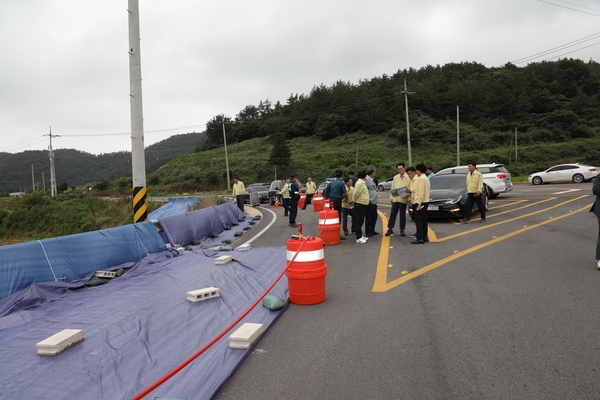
[187,287,220,302]
[37,329,84,356]
[229,323,263,349]
[215,255,233,264]
[237,243,251,251]
[94,270,116,279]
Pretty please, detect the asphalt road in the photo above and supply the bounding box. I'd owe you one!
[213,183,600,400]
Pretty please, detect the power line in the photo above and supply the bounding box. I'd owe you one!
[511,31,600,64]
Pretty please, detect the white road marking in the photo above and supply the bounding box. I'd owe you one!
[242,206,277,245]
[552,189,582,194]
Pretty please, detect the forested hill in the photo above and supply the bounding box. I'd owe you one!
[0,132,206,193]
[200,59,600,152]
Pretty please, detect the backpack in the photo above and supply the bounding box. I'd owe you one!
[322,182,331,199]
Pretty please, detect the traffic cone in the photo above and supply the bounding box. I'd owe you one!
[275,197,280,209]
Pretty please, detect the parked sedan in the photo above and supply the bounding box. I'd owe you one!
[377,177,394,191]
[528,164,598,185]
[243,185,269,204]
[423,174,489,219]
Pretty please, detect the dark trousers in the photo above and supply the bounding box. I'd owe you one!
[387,202,407,232]
[464,192,485,221]
[289,200,298,224]
[414,203,429,240]
[365,203,378,234]
[302,193,314,208]
[282,198,290,216]
[331,197,343,216]
[235,195,244,212]
[342,207,355,234]
[596,215,600,260]
[354,204,368,240]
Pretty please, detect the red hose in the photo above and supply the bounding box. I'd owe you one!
[131,236,311,399]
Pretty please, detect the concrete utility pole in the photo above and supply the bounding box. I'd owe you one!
[44,127,59,197]
[128,0,147,223]
[222,119,231,190]
[31,164,35,192]
[401,80,415,166]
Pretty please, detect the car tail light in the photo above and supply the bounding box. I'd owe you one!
[589,168,597,172]
[497,174,507,179]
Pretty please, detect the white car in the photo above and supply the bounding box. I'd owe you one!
[435,163,513,198]
[528,164,598,185]
[377,177,394,191]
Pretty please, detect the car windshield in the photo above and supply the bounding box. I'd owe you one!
[247,186,267,192]
[430,175,465,190]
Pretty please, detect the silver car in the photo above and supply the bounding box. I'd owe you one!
[528,163,598,185]
[435,163,513,198]
[377,177,394,191]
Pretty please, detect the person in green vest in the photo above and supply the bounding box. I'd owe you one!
[301,176,317,210]
[232,176,245,212]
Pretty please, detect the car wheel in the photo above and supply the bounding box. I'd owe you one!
[486,186,493,199]
[532,176,543,185]
[483,190,489,211]
[378,185,384,191]
[573,173,584,183]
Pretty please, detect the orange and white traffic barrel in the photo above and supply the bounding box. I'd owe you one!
[286,237,327,305]
[318,208,341,245]
[298,193,306,209]
[312,195,324,212]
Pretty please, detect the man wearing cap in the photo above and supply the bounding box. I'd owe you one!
[288,175,301,227]
[328,169,347,240]
[232,176,245,212]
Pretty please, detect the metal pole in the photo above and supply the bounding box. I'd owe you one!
[31,164,35,192]
[515,127,518,163]
[401,80,414,167]
[222,120,230,190]
[128,0,147,223]
[457,106,460,166]
[45,126,59,197]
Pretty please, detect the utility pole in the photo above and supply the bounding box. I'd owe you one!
[401,80,415,166]
[31,164,35,192]
[456,106,460,166]
[222,119,230,190]
[44,127,59,197]
[514,127,518,163]
[128,0,147,223]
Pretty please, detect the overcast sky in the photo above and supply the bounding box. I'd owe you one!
[0,0,598,155]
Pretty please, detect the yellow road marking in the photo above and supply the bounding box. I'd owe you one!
[436,195,585,242]
[372,199,591,292]
[489,199,527,209]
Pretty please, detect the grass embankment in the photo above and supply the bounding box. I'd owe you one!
[147,133,600,188]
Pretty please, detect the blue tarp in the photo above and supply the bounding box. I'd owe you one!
[0,222,166,300]
[157,202,246,247]
[148,196,203,219]
[0,246,288,399]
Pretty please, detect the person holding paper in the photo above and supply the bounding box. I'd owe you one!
[385,163,412,237]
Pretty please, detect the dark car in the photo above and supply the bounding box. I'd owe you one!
[268,180,306,205]
[424,174,489,219]
[244,185,269,204]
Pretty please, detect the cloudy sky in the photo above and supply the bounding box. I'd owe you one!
[0,0,598,155]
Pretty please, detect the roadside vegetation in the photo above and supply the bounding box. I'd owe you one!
[0,190,162,245]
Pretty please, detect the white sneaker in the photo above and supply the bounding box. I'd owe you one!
[361,236,369,241]
[356,237,367,244]
[597,260,600,269]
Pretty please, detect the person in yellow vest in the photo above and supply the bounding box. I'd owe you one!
[341,177,355,236]
[411,164,431,244]
[461,162,486,224]
[385,162,412,237]
[351,170,370,244]
[301,176,317,210]
[405,166,418,238]
[232,176,245,212]
[279,178,290,217]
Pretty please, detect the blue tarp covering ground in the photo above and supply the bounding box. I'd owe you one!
[0,246,288,399]
[0,222,167,300]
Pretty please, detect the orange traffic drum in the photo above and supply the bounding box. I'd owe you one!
[285,236,327,305]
